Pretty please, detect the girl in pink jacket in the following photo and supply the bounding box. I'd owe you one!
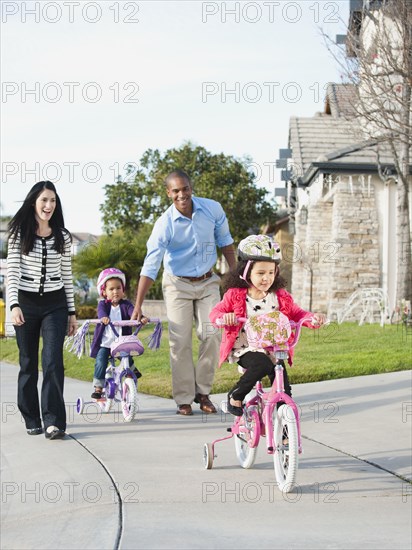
[209,235,326,416]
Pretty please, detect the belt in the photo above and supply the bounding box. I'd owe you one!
[178,270,213,282]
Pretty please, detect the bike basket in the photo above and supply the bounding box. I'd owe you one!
[244,310,291,350]
[110,335,145,358]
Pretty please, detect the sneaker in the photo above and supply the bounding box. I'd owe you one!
[91,387,103,399]
[227,393,243,416]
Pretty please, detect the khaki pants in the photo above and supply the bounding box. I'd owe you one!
[162,272,221,405]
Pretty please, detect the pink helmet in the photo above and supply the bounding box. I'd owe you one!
[96,268,126,297]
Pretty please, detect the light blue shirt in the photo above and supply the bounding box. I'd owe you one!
[141,196,234,280]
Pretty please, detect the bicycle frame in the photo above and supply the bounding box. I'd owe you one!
[207,316,310,459]
[104,357,137,401]
[69,318,162,421]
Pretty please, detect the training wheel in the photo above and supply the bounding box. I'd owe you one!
[76,397,84,415]
[203,443,214,469]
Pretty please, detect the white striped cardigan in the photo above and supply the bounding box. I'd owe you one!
[7,231,76,315]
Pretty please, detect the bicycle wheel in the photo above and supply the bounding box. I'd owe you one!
[234,408,260,469]
[273,404,298,492]
[103,397,113,413]
[104,379,116,413]
[76,397,84,415]
[122,377,138,422]
[203,443,214,470]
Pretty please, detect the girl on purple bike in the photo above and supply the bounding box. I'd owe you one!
[90,268,144,399]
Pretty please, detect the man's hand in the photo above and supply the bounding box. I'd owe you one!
[131,275,154,321]
[131,305,144,321]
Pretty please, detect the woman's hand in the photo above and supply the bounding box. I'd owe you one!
[11,307,25,326]
[67,315,78,336]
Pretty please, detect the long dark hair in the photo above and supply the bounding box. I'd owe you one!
[221,260,287,294]
[8,181,71,255]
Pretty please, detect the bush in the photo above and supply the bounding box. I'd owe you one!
[77,305,97,319]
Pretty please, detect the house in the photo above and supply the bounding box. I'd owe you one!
[262,211,293,292]
[276,1,412,321]
[286,97,406,318]
[71,232,100,256]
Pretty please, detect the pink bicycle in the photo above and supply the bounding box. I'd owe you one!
[203,314,312,493]
[66,318,162,423]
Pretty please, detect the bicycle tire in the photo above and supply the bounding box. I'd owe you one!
[76,397,84,415]
[273,404,298,492]
[122,377,138,422]
[103,397,114,413]
[234,408,260,469]
[203,443,214,470]
[103,378,116,413]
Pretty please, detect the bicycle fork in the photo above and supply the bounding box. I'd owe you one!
[263,363,302,454]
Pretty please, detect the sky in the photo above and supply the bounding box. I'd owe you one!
[1,0,349,234]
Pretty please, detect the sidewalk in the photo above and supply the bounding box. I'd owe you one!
[1,362,411,550]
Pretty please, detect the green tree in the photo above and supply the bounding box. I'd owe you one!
[100,142,276,243]
[72,225,163,299]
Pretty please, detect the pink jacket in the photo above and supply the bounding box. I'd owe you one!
[209,288,315,367]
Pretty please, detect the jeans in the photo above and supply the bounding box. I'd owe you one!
[15,294,68,431]
[93,347,135,388]
[93,347,111,388]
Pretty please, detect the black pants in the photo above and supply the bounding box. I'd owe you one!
[14,290,68,431]
[229,351,292,402]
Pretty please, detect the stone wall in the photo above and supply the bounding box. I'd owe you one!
[327,179,380,319]
[292,177,380,320]
[292,202,333,313]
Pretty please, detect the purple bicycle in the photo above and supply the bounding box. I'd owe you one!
[67,318,162,423]
[203,313,314,493]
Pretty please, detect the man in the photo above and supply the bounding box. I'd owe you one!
[132,170,236,415]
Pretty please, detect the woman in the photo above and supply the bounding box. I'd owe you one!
[7,181,77,439]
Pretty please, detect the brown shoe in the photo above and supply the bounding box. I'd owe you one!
[194,394,217,414]
[176,404,193,416]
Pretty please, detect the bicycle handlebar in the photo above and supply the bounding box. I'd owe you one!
[85,318,161,326]
[215,315,316,351]
[66,318,163,358]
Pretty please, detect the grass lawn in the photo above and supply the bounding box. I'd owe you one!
[1,322,411,399]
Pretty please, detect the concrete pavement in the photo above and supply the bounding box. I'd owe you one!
[1,362,411,550]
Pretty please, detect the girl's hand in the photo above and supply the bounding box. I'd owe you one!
[223,312,238,326]
[68,315,78,336]
[100,317,110,325]
[312,313,327,326]
[11,307,25,326]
